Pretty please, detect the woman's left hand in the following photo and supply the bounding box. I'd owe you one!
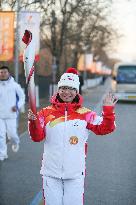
[103,92,118,106]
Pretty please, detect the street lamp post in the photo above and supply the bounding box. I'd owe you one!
[83,46,88,88]
[52,56,57,95]
[51,10,57,96]
[83,45,91,88]
[14,0,20,82]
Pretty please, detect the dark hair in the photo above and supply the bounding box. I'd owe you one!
[0,66,10,72]
[56,93,80,103]
[72,94,80,103]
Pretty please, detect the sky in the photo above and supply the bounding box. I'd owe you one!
[110,0,136,62]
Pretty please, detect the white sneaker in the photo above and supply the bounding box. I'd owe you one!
[0,155,8,161]
[12,143,19,152]
[0,157,5,161]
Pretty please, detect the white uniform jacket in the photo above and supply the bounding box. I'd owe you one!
[28,94,115,179]
[0,77,25,119]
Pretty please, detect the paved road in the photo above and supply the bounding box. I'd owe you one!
[84,101,136,205]
[0,78,136,205]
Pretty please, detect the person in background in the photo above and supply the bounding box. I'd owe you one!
[0,66,25,161]
[28,67,118,205]
[78,71,84,94]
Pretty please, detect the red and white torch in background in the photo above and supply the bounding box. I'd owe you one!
[22,30,37,115]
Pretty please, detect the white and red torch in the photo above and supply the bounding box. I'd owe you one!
[22,30,37,115]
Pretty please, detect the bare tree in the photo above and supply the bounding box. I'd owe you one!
[1,0,120,78]
[40,0,118,76]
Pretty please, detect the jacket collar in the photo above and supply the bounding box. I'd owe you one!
[0,76,14,85]
[50,93,83,114]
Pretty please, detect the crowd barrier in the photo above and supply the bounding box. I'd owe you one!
[82,77,102,90]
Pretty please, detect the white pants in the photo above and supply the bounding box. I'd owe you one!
[42,175,84,205]
[0,118,19,157]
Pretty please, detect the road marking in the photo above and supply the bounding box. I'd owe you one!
[29,190,43,205]
[20,130,28,138]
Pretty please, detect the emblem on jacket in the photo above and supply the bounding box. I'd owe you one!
[69,136,78,145]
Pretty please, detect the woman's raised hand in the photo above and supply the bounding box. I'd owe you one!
[103,92,118,106]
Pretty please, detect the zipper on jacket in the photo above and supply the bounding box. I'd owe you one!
[65,104,68,122]
[61,103,68,178]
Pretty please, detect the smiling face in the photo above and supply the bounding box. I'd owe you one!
[58,86,77,102]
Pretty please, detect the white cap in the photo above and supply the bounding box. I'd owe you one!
[58,68,80,92]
